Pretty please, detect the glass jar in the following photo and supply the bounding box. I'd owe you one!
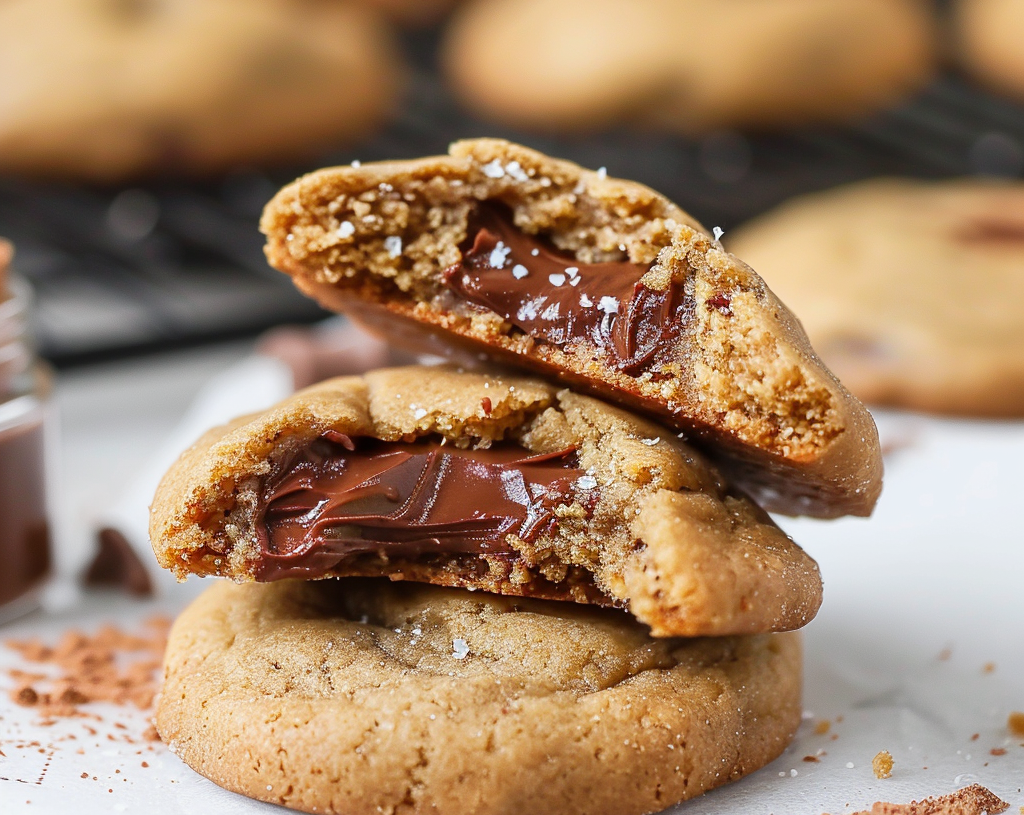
[0,263,54,622]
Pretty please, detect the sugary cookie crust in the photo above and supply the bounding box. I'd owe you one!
[157,579,804,815]
[260,138,882,518]
[149,365,822,637]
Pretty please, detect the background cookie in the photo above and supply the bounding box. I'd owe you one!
[0,0,403,182]
[955,0,1024,104]
[441,0,936,134]
[727,178,1024,416]
[261,138,883,519]
[157,579,803,815]
[150,366,823,637]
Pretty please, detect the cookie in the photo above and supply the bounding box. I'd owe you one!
[727,178,1024,417]
[0,0,402,182]
[440,0,935,134]
[156,578,803,815]
[365,0,460,27]
[260,138,883,519]
[955,0,1024,103]
[150,365,823,637]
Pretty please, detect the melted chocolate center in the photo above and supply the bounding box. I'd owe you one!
[443,204,692,374]
[254,432,587,580]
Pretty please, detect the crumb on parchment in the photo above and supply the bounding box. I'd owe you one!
[872,750,893,779]
[831,784,1008,815]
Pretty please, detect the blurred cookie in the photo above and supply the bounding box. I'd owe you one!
[157,578,803,815]
[150,366,823,637]
[728,178,1024,416]
[363,0,460,26]
[0,0,403,182]
[441,0,935,134]
[955,0,1024,103]
[260,138,883,519]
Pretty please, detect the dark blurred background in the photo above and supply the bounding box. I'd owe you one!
[2,0,1021,368]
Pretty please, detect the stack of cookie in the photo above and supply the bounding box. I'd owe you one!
[149,140,883,814]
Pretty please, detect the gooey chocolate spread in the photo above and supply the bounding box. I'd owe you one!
[254,432,587,580]
[443,204,695,375]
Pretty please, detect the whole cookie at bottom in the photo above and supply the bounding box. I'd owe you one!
[728,178,1024,417]
[157,579,802,815]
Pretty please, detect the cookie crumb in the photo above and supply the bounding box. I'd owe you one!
[872,750,893,779]
[982,662,996,674]
[846,783,1007,815]
[989,747,1006,756]
[452,639,469,660]
[1008,711,1024,736]
[815,720,831,735]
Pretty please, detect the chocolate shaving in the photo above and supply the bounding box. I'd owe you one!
[84,528,154,596]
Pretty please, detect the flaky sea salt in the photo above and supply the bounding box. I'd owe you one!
[713,226,724,241]
[512,264,529,279]
[413,408,428,420]
[504,160,529,182]
[598,296,619,314]
[384,236,402,258]
[530,248,540,256]
[452,639,469,659]
[541,303,561,320]
[640,437,660,446]
[565,266,579,278]
[596,166,607,180]
[337,221,355,239]
[482,159,504,178]
[576,475,598,489]
[579,293,594,308]
[518,299,542,321]
[549,273,566,286]
[489,241,511,268]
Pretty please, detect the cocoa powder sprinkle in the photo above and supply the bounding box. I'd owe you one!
[4,616,170,723]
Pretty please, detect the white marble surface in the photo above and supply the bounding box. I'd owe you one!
[2,346,1023,814]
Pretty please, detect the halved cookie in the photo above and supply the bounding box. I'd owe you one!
[150,366,821,637]
[157,578,803,815]
[260,138,882,518]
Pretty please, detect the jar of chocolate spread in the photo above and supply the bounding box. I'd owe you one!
[0,243,53,622]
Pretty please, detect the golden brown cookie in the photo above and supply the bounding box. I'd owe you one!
[157,578,803,815]
[0,0,402,182]
[260,138,883,518]
[955,0,1024,103]
[150,366,822,637]
[441,0,936,134]
[728,178,1024,417]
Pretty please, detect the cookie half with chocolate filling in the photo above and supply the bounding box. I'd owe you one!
[150,366,821,637]
[260,139,882,519]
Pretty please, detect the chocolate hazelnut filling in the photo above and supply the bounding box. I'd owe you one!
[443,204,691,375]
[253,431,587,581]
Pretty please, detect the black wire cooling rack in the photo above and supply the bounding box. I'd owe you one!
[2,23,1022,368]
